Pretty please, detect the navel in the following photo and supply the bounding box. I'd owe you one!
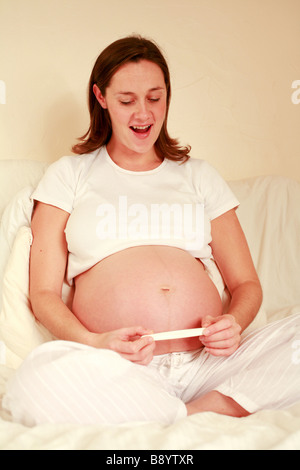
[160,285,171,293]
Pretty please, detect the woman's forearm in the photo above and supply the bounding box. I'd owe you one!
[201,279,263,356]
[227,279,263,332]
[30,290,155,364]
[30,290,94,345]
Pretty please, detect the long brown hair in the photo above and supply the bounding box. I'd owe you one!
[72,35,190,162]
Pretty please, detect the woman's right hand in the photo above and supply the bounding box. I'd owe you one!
[89,326,156,365]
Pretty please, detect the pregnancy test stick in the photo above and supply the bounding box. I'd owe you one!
[142,328,204,341]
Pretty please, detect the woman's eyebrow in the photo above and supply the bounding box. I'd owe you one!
[116,87,165,96]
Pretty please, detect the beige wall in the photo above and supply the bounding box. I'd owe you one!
[0,0,299,181]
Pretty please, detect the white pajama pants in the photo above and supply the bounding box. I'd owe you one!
[3,314,300,427]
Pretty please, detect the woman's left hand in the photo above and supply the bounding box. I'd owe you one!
[200,314,242,356]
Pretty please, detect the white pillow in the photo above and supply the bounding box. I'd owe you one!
[0,185,37,312]
[0,226,54,369]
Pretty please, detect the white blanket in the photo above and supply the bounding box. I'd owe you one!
[0,159,299,449]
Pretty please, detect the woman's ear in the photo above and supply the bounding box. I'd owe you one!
[93,84,107,109]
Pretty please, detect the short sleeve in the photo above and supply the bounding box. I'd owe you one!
[30,156,80,213]
[192,160,239,220]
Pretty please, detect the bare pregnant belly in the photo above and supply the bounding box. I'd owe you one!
[72,246,223,355]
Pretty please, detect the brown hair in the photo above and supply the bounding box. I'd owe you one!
[72,35,191,162]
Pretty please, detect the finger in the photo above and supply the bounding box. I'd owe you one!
[201,315,216,328]
[202,316,237,337]
[203,333,241,355]
[204,343,239,357]
[121,342,155,365]
[118,325,153,340]
[117,335,154,355]
[200,327,237,343]
[202,335,239,350]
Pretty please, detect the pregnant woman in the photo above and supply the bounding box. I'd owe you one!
[3,36,299,426]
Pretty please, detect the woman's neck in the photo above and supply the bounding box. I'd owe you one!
[106,141,162,171]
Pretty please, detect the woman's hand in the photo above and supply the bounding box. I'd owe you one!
[200,314,242,357]
[89,326,155,365]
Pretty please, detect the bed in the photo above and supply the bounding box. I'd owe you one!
[0,158,299,450]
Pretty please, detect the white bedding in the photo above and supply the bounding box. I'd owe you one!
[0,159,299,450]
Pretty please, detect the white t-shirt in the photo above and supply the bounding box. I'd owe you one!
[31,146,239,284]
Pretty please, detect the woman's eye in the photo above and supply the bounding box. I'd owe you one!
[120,98,160,105]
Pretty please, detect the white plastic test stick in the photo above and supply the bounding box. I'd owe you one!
[142,328,204,341]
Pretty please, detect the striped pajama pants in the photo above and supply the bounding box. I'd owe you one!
[3,314,300,426]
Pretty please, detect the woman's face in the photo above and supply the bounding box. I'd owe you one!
[93,60,167,163]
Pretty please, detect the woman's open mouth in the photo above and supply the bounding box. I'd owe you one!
[130,124,152,138]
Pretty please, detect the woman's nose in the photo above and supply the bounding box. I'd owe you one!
[134,100,151,120]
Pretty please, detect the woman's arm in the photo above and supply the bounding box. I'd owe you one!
[200,209,263,356]
[30,202,154,364]
[30,202,91,343]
